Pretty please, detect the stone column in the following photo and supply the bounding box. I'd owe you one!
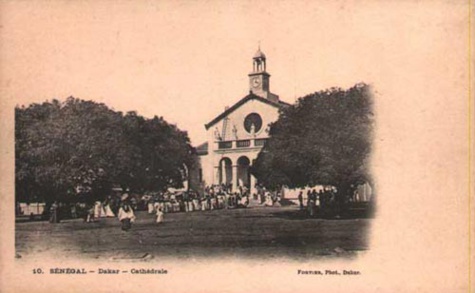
[250,174,257,196]
[214,166,220,185]
[232,165,238,192]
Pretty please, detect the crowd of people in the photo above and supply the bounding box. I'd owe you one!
[297,188,339,217]
[41,183,286,230]
[32,181,374,232]
[145,184,252,216]
[20,182,372,231]
[103,184,285,230]
[67,193,139,231]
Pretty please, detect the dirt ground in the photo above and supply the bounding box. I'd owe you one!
[15,206,371,261]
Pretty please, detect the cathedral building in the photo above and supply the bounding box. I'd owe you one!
[193,48,289,195]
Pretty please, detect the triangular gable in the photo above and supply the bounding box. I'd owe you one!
[205,93,289,130]
[195,142,208,155]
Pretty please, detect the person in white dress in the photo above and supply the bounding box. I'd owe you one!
[147,199,155,214]
[118,194,136,231]
[104,203,115,217]
[93,201,103,218]
[156,207,164,223]
[103,196,115,217]
[264,192,273,206]
[154,201,161,214]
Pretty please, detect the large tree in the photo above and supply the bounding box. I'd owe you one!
[252,83,374,208]
[15,97,194,204]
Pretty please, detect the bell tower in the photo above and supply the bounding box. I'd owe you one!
[248,47,271,98]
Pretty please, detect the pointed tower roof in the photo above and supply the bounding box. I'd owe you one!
[253,47,266,59]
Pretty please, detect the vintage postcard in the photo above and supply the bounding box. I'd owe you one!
[0,1,473,292]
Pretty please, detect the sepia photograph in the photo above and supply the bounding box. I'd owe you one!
[0,1,473,292]
[14,47,374,262]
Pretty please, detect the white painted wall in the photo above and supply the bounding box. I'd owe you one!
[201,97,281,187]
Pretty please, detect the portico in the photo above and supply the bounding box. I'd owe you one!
[214,150,259,193]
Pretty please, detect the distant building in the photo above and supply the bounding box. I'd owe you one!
[191,48,289,195]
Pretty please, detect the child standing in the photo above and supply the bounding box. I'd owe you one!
[156,207,164,224]
[86,204,95,223]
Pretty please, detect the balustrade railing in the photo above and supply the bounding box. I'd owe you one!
[254,138,267,147]
[217,138,267,150]
[236,140,251,148]
[218,141,232,149]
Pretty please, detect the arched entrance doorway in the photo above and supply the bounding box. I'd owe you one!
[237,156,251,188]
[219,157,232,186]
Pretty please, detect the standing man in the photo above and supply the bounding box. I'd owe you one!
[298,191,304,210]
[311,190,317,217]
[306,190,312,216]
[318,190,324,211]
[49,201,60,223]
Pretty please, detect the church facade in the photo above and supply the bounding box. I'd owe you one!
[193,48,289,195]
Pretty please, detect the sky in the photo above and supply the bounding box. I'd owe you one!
[0,0,467,145]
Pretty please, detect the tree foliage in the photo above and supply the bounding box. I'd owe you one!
[15,97,194,204]
[252,83,374,201]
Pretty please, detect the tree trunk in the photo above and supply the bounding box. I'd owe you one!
[335,183,356,218]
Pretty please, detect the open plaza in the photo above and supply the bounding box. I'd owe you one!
[16,205,371,261]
